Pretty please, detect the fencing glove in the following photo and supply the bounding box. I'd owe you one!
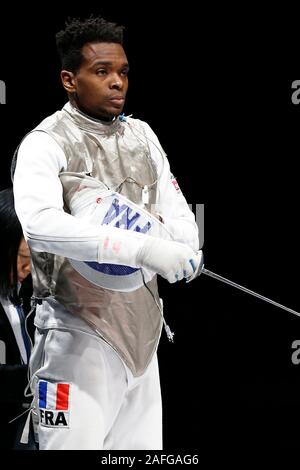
[136,236,202,283]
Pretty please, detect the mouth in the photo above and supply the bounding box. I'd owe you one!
[108,96,125,107]
[18,273,29,283]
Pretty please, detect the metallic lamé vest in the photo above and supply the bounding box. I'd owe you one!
[28,104,163,377]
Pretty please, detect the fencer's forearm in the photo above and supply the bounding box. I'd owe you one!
[19,206,147,266]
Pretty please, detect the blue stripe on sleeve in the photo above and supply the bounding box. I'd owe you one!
[39,381,47,408]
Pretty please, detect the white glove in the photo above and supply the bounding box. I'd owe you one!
[136,237,202,283]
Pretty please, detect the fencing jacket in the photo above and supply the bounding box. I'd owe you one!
[13,102,199,376]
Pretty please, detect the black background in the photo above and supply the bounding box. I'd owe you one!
[1,2,300,459]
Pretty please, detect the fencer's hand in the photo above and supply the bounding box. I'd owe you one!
[136,237,202,283]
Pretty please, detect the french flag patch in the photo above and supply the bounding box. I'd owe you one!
[38,380,71,428]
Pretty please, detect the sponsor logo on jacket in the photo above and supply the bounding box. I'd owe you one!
[102,198,152,233]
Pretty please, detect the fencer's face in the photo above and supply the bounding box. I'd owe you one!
[61,42,129,120]
[17,237,31,283]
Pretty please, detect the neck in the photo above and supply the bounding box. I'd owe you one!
[69,99,115,123]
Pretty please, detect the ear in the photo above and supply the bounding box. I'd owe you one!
[61,70,76,93]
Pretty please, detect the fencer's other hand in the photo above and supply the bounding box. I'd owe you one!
[136,237,202,283]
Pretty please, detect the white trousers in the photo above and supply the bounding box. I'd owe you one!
[30,326,162,450]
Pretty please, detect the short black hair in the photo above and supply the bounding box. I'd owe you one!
[0,188,23,303]
[56,15,124,73]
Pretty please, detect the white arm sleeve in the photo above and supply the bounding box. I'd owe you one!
[142,122,200,251]
[13,132,146,266]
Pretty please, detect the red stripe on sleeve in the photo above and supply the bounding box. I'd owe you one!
[56,383,70,410]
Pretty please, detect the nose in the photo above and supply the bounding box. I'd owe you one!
[109,73,123,90]
[24,262,31,273]
[22,261,31,276]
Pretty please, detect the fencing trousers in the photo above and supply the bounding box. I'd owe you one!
[30,325,163,450]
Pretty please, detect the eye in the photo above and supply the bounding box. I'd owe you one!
[120,69,129,77]
[97,69,107,76]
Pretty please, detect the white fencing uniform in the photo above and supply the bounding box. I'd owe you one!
[13,103,199,449]
[30,301,162,450]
